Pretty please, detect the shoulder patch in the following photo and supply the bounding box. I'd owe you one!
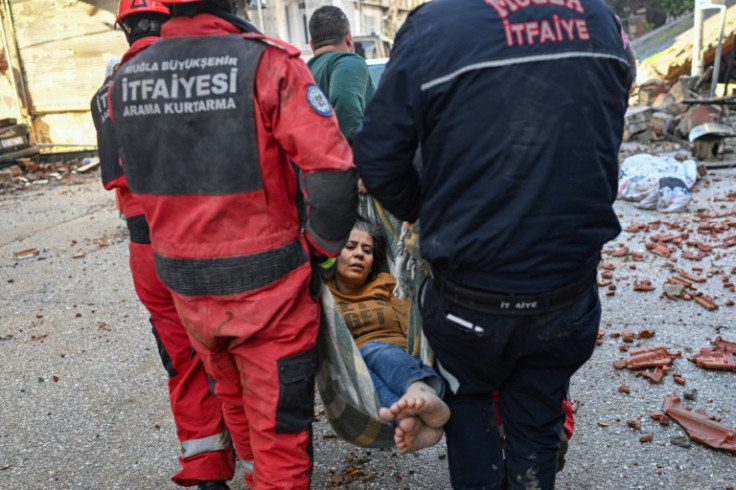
[306,84,332,117]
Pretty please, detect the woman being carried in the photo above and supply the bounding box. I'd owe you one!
[327,218,450,453]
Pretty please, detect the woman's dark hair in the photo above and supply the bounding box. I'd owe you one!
[352,216,387,282]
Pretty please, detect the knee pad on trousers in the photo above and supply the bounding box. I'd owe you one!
[275,347,319,433]
[151,322,177,378]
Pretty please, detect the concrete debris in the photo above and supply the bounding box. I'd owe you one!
[669,435,691,448]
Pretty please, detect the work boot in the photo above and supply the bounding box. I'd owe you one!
[197,481,230,490]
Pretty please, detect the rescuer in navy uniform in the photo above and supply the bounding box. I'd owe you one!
[90,2,236,488]
[353,0,632,487]
[107,0,357,488]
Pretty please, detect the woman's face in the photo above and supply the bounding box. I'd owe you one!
[335,229,374,292]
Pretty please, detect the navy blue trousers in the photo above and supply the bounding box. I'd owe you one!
[421,279,600,490]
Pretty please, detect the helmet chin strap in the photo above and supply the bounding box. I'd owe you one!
[125,19,163,44]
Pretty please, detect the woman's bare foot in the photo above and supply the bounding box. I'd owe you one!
[394,416,444,453]
[379,381,450,428]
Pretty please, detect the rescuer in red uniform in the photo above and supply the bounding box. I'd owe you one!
[107,0,358,487]
[90,2,236,488]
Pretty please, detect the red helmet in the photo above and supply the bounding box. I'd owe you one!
[116,0,170,26]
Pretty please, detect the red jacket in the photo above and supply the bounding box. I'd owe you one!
[109,14,357,296]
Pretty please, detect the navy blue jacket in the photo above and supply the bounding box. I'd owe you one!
[353,0,631,292]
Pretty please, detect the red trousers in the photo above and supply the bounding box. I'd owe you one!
[129,242,235,486]
[172,263,320,490]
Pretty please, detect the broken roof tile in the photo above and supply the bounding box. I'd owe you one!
[692,293,719,311]
[613,359,628,370]
[687,241,713,252]
[634,280,656,291]
[637,366,668,384]
[678,270,707,283]
[639,432,654,443]
[624,223,649,233]
[646,242,672,257]
[651,233,679,242]
[663,392,736,453]
[681,250,706,261]
[712,336,736,353]
[626,346,682,369]
[688,348,736,371]
[667,276,693,288]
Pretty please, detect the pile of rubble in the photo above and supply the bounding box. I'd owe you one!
[0,156,99,192]
[625,75,736,162]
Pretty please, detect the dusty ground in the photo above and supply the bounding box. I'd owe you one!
[1,149,735,489]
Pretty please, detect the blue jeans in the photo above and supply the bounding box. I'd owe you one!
[421,278,600,490]
[359,341,445,409]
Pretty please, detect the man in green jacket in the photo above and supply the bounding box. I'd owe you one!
[308,6,375,145]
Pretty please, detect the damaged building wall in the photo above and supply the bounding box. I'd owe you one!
[625,4,736,162]
[637,3,736,85]
[1,0,418,155]
[6,0,125,150]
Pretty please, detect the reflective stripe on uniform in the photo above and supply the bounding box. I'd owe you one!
[421,51,628,91]
[437,359,460,395]
[181,431,233,458]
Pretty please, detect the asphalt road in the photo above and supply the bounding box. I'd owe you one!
[1,153,735,489]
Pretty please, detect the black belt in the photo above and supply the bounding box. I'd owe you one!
[433,270,596,316]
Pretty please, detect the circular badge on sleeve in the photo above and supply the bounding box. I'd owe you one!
[306,84,332,117]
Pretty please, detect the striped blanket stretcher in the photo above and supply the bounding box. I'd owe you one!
[315,196,433,448]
